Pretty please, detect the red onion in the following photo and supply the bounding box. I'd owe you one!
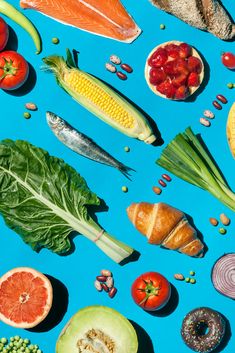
[212,253,235,299]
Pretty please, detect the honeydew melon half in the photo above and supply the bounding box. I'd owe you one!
[56,305,138,353]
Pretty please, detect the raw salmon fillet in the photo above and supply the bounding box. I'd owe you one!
[20,0,141,43]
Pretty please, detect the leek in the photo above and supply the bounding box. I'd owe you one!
[157,127,235,211]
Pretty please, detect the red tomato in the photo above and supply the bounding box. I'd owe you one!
[221,52,235,69]
[0,17,9,51]
[131,272,171,311]
[0,51,29,90]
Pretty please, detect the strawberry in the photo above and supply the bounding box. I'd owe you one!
[163,60,178,77]
[175,85,188,100]
[148,48,168,68]
[179,43,191,58]
[175,58,189,76]
[157,80,176,99]
[149,68,166,85]
[172,74,187,88]
[187,56,202,73]
[165,44,179,59]
[187,72,200,87]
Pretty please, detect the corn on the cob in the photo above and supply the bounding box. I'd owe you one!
[43,50,156,144]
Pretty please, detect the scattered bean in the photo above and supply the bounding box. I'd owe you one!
[212,101,222,110]
[159,179,167,187]
[116,71,127,80]
[110,54,121,65]
[109,287,117,298]
[106,276,114,288]
[174,273,184,281]
[203,110,214,119]
[162,174,172,182]
[227,83,233,89]
[122,186,128,193]
[152,186,162,195]
[105,63,116,73]
[23,112,31,119]
[101,283,109,292]
[220,213,231,226]
[185,277,190,283]
[160,24,166,30]
[96,275,107,282]
[124,146,130,152]
[52,37,60,44]
[200,118,211,127]
[209,217,219,226]
[94,280,103,292]
[101,269,112,277]
[189,271,195,276]
[120,63,133,73]
[219,227,227,235]
[190,278,196,284]
[216,94,227,104]
[25,102,38,111]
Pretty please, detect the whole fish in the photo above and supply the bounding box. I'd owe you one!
[46,111,133,178]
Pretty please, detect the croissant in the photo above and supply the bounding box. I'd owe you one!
[150,0,235,40]
[127,202,204,257]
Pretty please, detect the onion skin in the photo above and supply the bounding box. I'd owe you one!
[212,253,235,299]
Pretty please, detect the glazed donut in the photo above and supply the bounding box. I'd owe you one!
[181,307,226,353]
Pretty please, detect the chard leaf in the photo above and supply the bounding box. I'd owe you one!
[0,139,100,254]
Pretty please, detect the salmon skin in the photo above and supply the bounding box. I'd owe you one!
[20,0,141,43]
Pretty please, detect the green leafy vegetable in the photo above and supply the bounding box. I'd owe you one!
[0,139,134,263]
[156,127,235,211]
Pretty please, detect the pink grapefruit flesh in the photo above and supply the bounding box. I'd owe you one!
[0,267,53,328]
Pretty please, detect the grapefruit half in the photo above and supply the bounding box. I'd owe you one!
[0,267,53,329]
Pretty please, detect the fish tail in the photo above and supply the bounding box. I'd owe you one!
[117,164,135,179]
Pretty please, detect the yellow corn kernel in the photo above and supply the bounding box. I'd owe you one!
[64,70,135,129]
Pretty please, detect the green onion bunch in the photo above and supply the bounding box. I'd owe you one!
[157,127,235,211]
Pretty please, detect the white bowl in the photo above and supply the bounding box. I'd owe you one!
[145,41,205,100]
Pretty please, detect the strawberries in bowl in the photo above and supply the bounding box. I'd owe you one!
[145,41,204,100]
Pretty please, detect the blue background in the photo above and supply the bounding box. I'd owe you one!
[0,0,235,352]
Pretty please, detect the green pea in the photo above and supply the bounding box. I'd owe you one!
[124,146,130,152]
[23,340,29,345]
[219,227,227,235]
[189,271,195,276]
[23,112,31,120]
[159,24,165,30]
[190,278,196,284]
[227,83,233,89]
[28,345,34,351]
[1,339,7,344]
[36,350,42,353]
[121,186,128,193]
[52,37,60,44]
[14,338,19,342]
[10,338,14,343]
[185,277,190,283]
[233,83,235,88]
